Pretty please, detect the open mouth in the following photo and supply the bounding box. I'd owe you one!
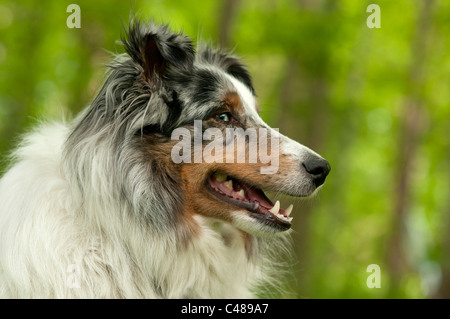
[206,172,294,231]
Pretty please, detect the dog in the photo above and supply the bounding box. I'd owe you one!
[0,18,330,298]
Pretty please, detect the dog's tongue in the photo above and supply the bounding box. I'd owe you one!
[209,173,294,221]
[241,184,274,209]
[209,174,274,209]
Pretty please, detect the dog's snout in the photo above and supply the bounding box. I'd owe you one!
[302,157,331,187]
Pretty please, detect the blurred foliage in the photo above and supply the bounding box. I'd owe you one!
[0,0,449,299]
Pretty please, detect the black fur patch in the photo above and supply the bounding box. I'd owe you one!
[191,69,223,107]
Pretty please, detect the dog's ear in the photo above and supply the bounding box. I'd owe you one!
[123,20,195,83]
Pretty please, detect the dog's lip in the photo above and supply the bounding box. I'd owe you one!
[206,173,293,230]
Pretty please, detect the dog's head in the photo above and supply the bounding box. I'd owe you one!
[67,19,330,237]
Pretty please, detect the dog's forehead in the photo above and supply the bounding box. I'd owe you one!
[177,66,259,121]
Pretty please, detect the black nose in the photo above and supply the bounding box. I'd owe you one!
[303,157,331,187]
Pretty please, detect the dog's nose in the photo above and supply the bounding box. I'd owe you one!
[302,157,331,187]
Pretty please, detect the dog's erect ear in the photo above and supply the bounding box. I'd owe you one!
[122,20,195,83]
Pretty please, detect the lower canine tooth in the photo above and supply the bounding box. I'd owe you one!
[237,189,245,198]
[269,200,280,214]
[285,204,293,216]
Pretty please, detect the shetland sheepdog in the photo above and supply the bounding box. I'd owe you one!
[0,18,330,298]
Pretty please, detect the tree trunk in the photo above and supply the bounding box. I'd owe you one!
[218,0,241,49]
[387,0,434,294]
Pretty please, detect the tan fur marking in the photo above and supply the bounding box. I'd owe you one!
[223,91,244,116]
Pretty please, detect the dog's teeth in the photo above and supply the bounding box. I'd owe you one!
[215,173,227,182]
[285,204,293,217]
[269,200,280,214]
[224,180,233,190]
[237,189,245,198]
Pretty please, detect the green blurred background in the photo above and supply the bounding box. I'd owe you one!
[0,0,449,298]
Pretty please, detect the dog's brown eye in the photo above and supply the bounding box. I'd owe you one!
[216,112,231,122]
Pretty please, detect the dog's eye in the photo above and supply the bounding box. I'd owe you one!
[216,112,231,122]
